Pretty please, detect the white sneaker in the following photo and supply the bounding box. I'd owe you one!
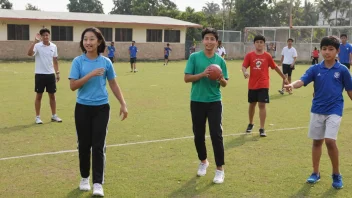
[79,177,90,191]
[35,116,43,124]
[213,170,225,184]
[93,183,104,197]
[51,114,62,122]
[197,161,209,176]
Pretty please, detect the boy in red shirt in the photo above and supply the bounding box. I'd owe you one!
[242,35,289,137]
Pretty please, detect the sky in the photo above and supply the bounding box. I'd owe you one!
[12,0,224,13]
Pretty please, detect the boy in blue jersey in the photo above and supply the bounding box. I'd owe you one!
[285,36,352,189]
[69,27,128,196]
[164,43,172,66]
[107,42,115,63]
[129,41,138,72]
[184,28,228,184]
[338,34,352,70]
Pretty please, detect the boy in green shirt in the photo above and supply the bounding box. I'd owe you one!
[184,28,229,184]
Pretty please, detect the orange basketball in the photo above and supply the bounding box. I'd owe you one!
[207,64,222,80]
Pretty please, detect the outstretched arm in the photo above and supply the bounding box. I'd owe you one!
[347,90,352,100]
[284,80,305,90]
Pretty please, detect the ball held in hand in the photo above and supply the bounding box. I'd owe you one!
[207,64,222,80]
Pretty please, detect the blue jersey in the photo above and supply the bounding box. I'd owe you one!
[164,47,172,56]
[107,46,115,58]
[338,43,352,63]
[129,46,138,58]
[300,61,352,116]
[69,54,116,106]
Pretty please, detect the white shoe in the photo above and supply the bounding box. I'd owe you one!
[35,116,43,124]
[93,183,104,197]
[79,177,90,191]
[197,161,209,176]
[213,170,225,184]
[51,114,62,122]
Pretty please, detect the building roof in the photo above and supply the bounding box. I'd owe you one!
[0,9,202,28]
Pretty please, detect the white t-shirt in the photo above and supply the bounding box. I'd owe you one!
[281,46,297,64]
[216,46,226,57]
[33,42,58,74]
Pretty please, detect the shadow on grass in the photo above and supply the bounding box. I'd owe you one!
[168,176,214,198]
[0,123,38,134]
[289,183,313,198]
[320,187,340,198]
[343,107,352,114]
[66,188,87,198]
[270,93,291,101]
[224,134,260,151]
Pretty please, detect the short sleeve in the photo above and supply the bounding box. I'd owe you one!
[184,54,195,74]
[300,65,315,86]
[293,48,298,57]
[221,59,229,80]
[222,47,226,55]
[53,46,58,57]
[350,44,352,54]
[106,59,116,80]
[242,53,250,68]
[33,44,38,56]
[69,57,81,80]
[281,48,285,56]
[342,67,352,91]
[268,54,277,69]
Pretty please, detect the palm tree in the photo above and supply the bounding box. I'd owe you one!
[202,1,220,16]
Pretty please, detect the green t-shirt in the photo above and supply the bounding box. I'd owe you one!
[184,51,229,102]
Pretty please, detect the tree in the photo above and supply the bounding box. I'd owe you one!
[110,0,133,14]
[25,3,40,11]
[319,0,349,26]
[202,1,220,16]
[235,0,271,30]
[0,0,12,9]
[67,0,104,14]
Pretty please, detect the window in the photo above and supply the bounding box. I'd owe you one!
[7,24,29,40]
[115,28,132,42]
[51,26,73,41]
[98,27,113,41]
[146,29,162,42]
[164,30,180,43]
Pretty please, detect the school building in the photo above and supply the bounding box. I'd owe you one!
[0,9,202,60]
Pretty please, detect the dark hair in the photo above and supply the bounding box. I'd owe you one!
[253,35,265,43]
[287,38,294,42]
[314,47,317,50]
[340,34,347,38]
[320,36,340,50]
[80,27,106,55]
[39,28,50,35]
[167,43,170,46]
[201,27,219,41]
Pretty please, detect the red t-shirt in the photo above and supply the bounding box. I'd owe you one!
[312,50,319,58]
[242,51,277,89]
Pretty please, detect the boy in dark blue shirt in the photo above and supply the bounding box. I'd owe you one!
[164,43,172,66]
[338,34,352,70]
[285,36,352,189]
[129,41,138,72]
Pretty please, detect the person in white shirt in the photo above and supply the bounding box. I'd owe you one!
[216,40,226,58]
[278,38,297,95]
[27,28,62,124]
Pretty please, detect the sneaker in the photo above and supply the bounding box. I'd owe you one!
[259,129,267,137]
[288,89,293,95]
[93,183,104,196]
[332,174,343,189]
[306,173,320,184]
[213,170,225,184]
[134,69,138,73]
[197,161,209,176]
[246,124,254,133]
[278,89,284,95]
[79,177,91,191]
[35,116,43,124]
[51,115,62,122]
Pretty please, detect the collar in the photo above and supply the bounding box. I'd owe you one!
[319,60,340,69]
[39,41,51,46]
[82,53,100,62]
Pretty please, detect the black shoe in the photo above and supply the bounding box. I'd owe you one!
[246,124,254,133]
[259,129,267,137]
[278,89,284,95]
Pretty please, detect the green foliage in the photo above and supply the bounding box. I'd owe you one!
[67,0,104,13]
[0,0,12,9]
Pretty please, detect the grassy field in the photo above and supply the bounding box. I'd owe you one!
[1,60,352,197]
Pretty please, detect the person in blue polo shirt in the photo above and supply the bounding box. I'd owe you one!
[69,27,128,196]
[338,34,352,70]
[164,43,172,66]
[285,36,352,189]
[129,41,138,72]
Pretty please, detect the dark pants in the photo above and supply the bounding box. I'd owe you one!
[312,58,318,65]
[75,103,110,184]
[190,101,224,167]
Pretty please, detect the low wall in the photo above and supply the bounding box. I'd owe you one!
[0,41,186,61]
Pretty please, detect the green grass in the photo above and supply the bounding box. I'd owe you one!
[1,60,352,197]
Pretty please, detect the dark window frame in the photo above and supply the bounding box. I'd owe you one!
[7,24,29,40]
[146,29,162,42]
[164,30,181,43]
[115,28,133,42]
[51,26,73,41]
